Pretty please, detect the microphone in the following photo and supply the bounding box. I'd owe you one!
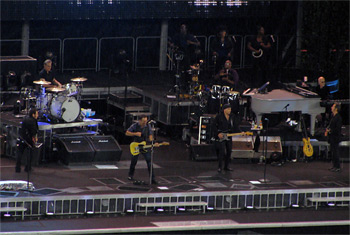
[270,35,275,43]
[283,104,290,110]
[232,35,237,43]
[258,81,270,93]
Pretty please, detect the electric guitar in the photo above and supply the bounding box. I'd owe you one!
[216,132,253,142]
[301,115,313,157]
[130,141,170,156]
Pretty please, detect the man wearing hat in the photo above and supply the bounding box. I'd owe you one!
[212,103,242,172]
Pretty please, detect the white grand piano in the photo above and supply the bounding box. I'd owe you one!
[250,89,324,136]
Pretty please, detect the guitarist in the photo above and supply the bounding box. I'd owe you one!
[212,104,242,173]
[325,103,342,172]
[15,108,39,173]
[125,115,159,184]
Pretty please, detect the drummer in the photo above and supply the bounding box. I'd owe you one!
[214,60,239,91]
[38,59,62,87]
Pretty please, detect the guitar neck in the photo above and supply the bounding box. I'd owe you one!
[143,143,166,149]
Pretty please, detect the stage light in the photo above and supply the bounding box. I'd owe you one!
[46,212,54,216]
[246,205,254,209]
[178,207,186,212]
[207,207,214,211]
[126,209,134,213]
[291,204,300,208]
[156,208,164,212]
[85,211,94,215]
[327,202,335,207]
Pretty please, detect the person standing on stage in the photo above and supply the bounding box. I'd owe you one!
[214,60,239,90]
[247,25,271,86]
[212,104,242,172]
[211,26,234,74]
[169,24,200,71]
[15,108,39,173]
[38,59,62,87]
[325,103,342,172]
[126,115,159,184]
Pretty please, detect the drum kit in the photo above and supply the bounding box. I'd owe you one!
[25,77,87,122]
[207,84,240,114]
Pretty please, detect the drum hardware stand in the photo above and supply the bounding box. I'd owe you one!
[259,118,271,183]
[168,52,183,96]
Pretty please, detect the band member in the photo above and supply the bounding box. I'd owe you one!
[169,24,200,71]
[212,104,242,172]
[214,60,239,90]
[38,59,62,87]
[315,76,330,101]
[325,103,342,172]
[247,25,271,87]
[15,108,39,173]
[126,115,158,184]
[211,26,234,73]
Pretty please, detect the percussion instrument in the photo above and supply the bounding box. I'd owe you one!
[33,80,51,85]
[36,93,53,113]
[70,77,87,82]
[64,83,78,96]
[212,85,221,94]
[50,96,80,122]
[47,87,65,93]
[252,49,263,58]
[222,86,231,94]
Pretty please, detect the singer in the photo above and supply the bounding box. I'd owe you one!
[214,60,239,90]
[125,115,159,184]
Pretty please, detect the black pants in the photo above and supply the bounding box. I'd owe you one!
[330,141,340,169]
[128,151,155,180]
[16,141,33,172]
[215,140,232,169]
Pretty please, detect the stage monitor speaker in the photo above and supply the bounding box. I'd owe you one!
[56,136,95,165]
[86,135,122,162]
[190,143,217,161]
[231,135,255,158]
[254,136,282,158]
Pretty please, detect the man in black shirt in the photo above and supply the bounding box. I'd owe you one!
[212,104,242,172]
[325,103,342,172]
[38,59,62,87]
[125,115,159,184]
[15,108,39,173]
[315,76,330,100]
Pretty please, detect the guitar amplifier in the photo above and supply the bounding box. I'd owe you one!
[56,136,95,165]
[86,135,122,162]
[231,135,255,158]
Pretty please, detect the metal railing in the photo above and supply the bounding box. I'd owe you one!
[62,38,98,71]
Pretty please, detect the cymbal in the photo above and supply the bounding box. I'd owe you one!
[33,80,51,85]
[47,87,65,93]
[71,77,87,82]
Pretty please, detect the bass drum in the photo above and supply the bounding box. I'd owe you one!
[50,96,80,122]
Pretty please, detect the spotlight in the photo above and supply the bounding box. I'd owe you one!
[246,205,254,209]
[46,212,54,216]
[126,209,134,213]
[327,202,335,207]
[291,204,300,208]
[207,207,214,211]
[85,211,94,215]
[156,208,164,212]
[178,207,186,212]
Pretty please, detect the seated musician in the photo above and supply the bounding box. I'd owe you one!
[214,60,239,90]
[315,76,331,127]
[315,76,330,100]
[38,59,62,87]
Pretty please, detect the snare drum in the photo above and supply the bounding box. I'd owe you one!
[212,85,221,93]
[50,96,80,122]
[64,83,78,96]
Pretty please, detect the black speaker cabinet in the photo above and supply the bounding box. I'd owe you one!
[86,135,122,162]
[190,143,217,161]
[56,136,95,165]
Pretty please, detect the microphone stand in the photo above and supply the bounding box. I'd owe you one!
[259,119,270,183]
[149,122,155,185]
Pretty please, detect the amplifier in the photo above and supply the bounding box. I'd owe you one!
[231,135,255,158]
[56,136,95,165]
[86,135,122,162]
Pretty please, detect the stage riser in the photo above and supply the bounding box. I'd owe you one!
[3,188,349,219]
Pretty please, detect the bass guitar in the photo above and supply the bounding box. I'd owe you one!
[216,132,253,142]
[130,141,170,156]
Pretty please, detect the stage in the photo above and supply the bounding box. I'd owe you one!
[0,135,349,233]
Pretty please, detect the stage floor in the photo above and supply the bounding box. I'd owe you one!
[1,139,349,196]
